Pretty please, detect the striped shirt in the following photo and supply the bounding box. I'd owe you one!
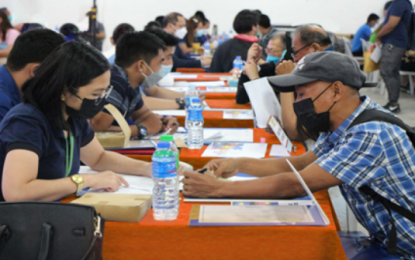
[312,96,415,259]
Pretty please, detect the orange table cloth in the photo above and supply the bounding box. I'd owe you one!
[173,99,254,128]
[89,129,346,259]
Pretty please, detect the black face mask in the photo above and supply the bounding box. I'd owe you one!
[293,83,336,139]
[65,97,106,119]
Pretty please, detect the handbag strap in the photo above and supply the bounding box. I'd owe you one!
[81,215,103,260]
[38,223,53,260]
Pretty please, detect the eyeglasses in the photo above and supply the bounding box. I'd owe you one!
[265,48,284,56]
[94,85,113,105]
[73,85,113,105]
[291,43,313,59]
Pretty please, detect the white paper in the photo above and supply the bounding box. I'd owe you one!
[78,166,184,195]
[268,116,292,153]
[170,74,198,79]
[204,129,254,143]
[152,110,186,116]
[198,205,314,223]
[223,110,254,120]
[370,44,382,63]
[157,74,175,87]
[201,142,267,158]
[270,145,291,157]
[244,78,282,128]
[189,81,226,87]
[286,160,330,225]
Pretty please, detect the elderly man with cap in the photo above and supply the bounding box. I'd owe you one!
[183,52,415,259]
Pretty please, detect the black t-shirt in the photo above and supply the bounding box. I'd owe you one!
[236,62,279,104]
[210,38,254,73]
[0,103,95,201]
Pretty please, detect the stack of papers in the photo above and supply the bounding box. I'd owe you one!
[269,145,291,157]
[78,166,184,195]
[223,110,254,120]
[201,142,267,158]
[203,129,254,143]
[188,160,330,227]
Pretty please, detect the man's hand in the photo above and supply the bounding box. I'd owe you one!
[198,91,206,103]
[204,158,240,179]
[247,43,263,64]
[200,56,212,67]
[182,171,223,198]
[160,115,179,133]
[276,60,296,75]
[376,36,382,46]
[243,60,260,80]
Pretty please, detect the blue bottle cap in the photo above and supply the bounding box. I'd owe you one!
[192,98,201,103]
[157,142,171,149]
[236,56,241,59]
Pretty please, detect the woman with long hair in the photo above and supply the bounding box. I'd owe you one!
[0,10,20,58]
[0,41,152,202]
[179,16,203,54]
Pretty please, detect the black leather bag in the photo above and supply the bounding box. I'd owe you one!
[0,202,105,260]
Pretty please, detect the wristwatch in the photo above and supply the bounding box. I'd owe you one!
[136,124,148,140]
[71,174,84,193]
[175,98,185,110]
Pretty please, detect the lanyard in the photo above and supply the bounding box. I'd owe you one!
[65,131,74,177]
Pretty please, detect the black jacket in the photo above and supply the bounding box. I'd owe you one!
[210,38,254,72]
[236,62,279,104]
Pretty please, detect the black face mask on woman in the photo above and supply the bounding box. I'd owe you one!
[293,83,336,139]
[65,86,112,119]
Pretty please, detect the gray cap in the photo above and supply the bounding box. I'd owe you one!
[267,52,377,92]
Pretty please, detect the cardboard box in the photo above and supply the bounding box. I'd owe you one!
[71,194,152,223]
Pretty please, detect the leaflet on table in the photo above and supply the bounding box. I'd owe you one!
[152,110,186,116]
[201,142,267,158]
[223,110,254,120]
[244,77,282,128]
[189,160,330,227]
[268,116,292,154]
[269,145,291,157]
[149,128,254,144]
[164,86,236,93]
[77,166,184,196]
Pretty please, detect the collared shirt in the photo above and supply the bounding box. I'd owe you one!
[0,65,21,123]
[382,0,412,49]
[312,96,415,259]
[105,64,144,121]
[0,103,95,201]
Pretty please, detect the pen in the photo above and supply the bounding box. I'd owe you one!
[198,168,208,174]
[149,140,157,148]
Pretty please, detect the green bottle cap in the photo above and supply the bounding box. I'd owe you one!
[160,135,174,142]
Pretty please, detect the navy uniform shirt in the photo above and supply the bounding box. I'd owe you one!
[105,64,144,124]
[0,65,20,123]
[382,0,413,49]
[0,103,95,201]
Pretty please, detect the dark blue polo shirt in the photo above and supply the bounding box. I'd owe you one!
[105,64,144,123]
[0,103,95,201]
[382,0,413,49]
[0,65,20,123]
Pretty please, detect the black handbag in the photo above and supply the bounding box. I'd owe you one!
[0,202,105,260]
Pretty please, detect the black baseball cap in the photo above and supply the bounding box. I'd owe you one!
[267,52,378,92]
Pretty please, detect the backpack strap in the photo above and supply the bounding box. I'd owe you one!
[348,109,415,255]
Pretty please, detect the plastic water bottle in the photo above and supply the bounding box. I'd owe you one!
[160,135,179,170]
[187,98,204,149]
[233,56,243,78]
[185,84,198,128]
[152,142,179,221]
[203,41,211,56]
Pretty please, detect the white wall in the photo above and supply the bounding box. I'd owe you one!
[1,0,396,51]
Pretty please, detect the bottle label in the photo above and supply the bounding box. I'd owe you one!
[152,161,177,178]
[188,110,203,121]
[185,97,192,109]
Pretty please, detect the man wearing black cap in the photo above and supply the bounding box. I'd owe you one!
[183,52,415,259]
